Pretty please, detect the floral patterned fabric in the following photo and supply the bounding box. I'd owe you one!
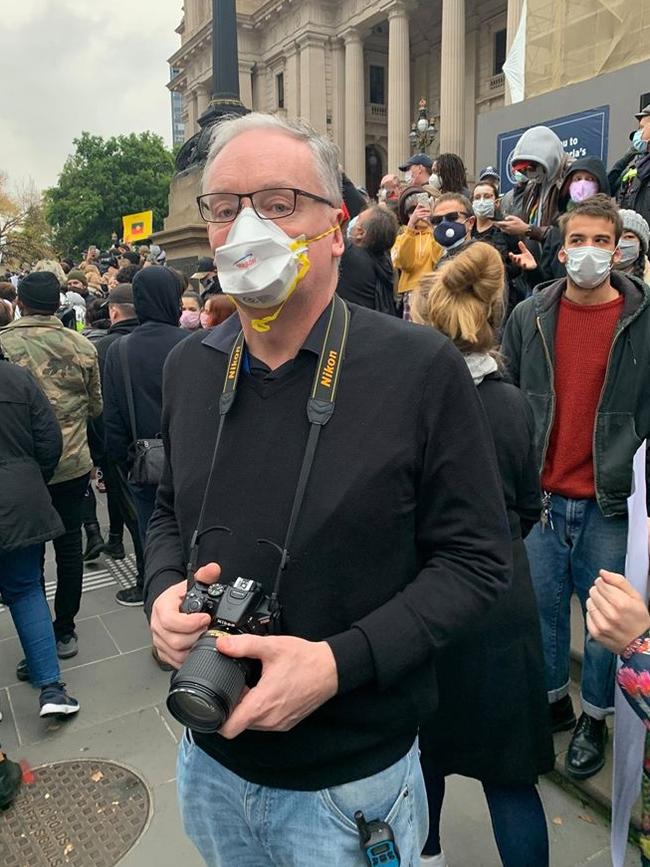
[618,630,650,863]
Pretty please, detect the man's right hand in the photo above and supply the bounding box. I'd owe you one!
[408,204,431,229]
[150,562,221,669]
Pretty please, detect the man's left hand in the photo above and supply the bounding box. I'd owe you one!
[216,634,339,739]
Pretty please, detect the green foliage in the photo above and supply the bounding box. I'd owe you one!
[44,131,175,256]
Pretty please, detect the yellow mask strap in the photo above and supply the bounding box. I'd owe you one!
[235,223,338,333]
[250,250,311,333]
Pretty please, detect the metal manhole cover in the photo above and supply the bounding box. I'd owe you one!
[0,759,151,867]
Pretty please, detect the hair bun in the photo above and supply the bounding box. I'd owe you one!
[441,242,502,298]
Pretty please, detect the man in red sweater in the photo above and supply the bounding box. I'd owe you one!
[503,194,650,780]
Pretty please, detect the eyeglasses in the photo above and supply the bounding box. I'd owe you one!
[430,211,470,226]
[196,188,334,224]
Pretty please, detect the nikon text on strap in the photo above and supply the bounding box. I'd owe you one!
[188,294,350,626]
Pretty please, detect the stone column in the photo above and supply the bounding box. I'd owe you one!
[505,0,524,105]
[330,38,345,154]
[439,0,465,155]
[284,44,300,118]
[187,90,198,134]
[239,61,254,110]
[298,35,328,133]
[387,3,411,173]
[343,29,365,187]
[196,85,210,119]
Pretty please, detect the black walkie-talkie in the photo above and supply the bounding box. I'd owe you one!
[354,810,400,866]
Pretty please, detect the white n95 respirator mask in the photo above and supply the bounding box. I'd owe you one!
[213,208,337,332]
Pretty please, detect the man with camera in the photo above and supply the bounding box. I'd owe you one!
[144,113,511,866]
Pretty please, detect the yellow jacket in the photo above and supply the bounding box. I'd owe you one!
[391,227,443,294]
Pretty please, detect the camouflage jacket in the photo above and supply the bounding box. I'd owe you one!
[0,315,103,485]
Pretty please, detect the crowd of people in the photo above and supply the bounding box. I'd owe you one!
[1,106,650,867]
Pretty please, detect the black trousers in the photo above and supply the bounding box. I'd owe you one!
[106,461,145,589]
[47,473,90,640]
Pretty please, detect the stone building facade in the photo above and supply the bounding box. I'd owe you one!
[168,0,525,190]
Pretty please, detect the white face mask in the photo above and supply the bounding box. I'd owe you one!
[563,246,614,289]
[214,208,336,332]
[403,171,413,185]
[472,199,495,219]
[429,173,442,191]
[616,238,641,268]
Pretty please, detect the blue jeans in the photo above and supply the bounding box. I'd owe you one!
[525,494,627,718]
[177,733,428,866]
[0,545,60,687]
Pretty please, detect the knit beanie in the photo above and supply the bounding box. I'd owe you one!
[17,271,61,313]
[67,268,88,287]
[619,209,650,254]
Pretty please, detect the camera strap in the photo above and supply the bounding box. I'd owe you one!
[188,294,350,623]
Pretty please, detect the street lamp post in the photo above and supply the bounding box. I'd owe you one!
[176,0,248,172]
[409,98,438,155]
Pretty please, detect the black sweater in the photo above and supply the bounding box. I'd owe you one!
[144,303,511,789]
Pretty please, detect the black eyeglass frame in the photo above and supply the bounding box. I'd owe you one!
[196,187,335,224]
[430,211,471,226]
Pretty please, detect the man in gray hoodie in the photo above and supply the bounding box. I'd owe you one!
[498,125,572,244]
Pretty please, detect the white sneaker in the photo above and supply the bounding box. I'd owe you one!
[421,854,447,867]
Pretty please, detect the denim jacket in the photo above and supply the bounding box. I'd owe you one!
[501,270,650,517]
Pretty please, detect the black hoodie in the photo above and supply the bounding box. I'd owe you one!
[538,156,610,283]
[102,267,189,467]
[337,243,398,315]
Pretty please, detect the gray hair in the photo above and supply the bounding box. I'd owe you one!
[202,112,342,205]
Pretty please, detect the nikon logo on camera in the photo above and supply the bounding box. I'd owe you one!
[228,345,242,381]
[320,350,338,388]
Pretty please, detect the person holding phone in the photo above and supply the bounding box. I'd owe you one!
[391,187,442,320]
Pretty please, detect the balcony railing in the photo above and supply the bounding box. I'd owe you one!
[489,72,505,92]
[366,103,387,120]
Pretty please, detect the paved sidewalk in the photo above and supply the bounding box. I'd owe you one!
[0,499,640,865]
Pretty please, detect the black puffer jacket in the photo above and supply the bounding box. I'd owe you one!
[103,267,188,466]
[0,354,64,550]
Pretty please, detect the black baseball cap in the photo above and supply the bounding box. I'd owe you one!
[635,104,650,120]
[191,256,216,279]
[479,165,501,182]
[398,153,433,172]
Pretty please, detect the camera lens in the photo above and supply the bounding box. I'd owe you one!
[166,632,247,733]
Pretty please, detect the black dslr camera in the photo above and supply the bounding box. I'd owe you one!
[166,577,274,733]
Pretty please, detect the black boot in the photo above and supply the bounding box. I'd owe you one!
[550,694,576,733]
[566,713,608,779]
[0,753,22,809]
[102,533,125,560]
[83,523,105,561]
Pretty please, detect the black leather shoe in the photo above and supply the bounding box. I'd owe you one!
[83,524,105,562]
[102,534,125,560]
[0,754,22,809]
[566,713,608,779]
[550,695,576,733]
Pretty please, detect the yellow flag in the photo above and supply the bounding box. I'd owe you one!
[122,210,153,244]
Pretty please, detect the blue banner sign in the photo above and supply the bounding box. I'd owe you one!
[497,105,610,193]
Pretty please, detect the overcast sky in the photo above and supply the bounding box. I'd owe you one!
[2,0,182,193]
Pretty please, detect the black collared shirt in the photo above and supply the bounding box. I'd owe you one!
[146,303,511,790]
[202,304,329,380]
